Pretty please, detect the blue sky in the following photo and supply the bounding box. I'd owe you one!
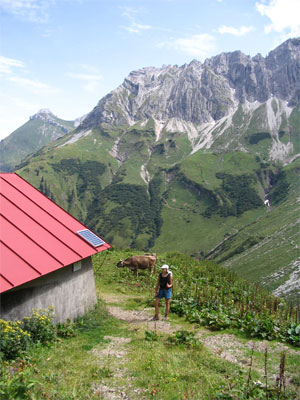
[1,0,300,140]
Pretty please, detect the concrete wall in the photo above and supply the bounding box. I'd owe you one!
[0,257,97,323]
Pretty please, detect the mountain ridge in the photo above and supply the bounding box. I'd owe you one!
[0,109,75,172]
[77,38,299,164]
[13,38,300,302]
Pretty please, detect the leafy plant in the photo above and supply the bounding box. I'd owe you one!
[286,323,300,346]
[56,320,77,339]
[167,330,201,348]
[0,320,31,360]
[0,363,39,400]
[214,377,280,400]
[145,330,159,341]
[22,307,56,344]
[166,255,300,347]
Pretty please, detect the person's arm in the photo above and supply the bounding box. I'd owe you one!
[155,275,160,296]
[166,274,173,288]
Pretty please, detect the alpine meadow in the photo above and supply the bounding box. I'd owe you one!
[7,38,299,304]
[1,33,300,400]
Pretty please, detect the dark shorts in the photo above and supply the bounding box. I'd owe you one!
[157,288,172,299]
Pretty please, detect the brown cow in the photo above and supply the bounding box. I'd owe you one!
[116,253,156,277]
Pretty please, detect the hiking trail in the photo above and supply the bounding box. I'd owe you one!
[90,291,300,399]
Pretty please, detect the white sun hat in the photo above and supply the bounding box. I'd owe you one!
[161,264,169,269]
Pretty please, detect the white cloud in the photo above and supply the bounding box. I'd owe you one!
[0,0,55,23]
[0,55,25,75]
[256,0,300,37]
[217,25,255,36]
[67,69,102,93]
[82,80,101,92]
[121,22,152,34]
[121,6,139,20]
[0,55,59,94]
[68,73,102,81]
[120,5,153,34]
[8,75,60,94]
[159,34,216,59]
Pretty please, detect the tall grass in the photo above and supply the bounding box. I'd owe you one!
[94,249,300,346]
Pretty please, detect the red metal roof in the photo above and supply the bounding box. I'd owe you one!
[0,173,110,293]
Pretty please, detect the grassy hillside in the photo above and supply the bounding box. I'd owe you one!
[1,250,299,399]
[16,121,300,302]
[209,158,300,304]
[0,115,74,172]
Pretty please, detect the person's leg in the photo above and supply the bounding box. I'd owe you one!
[164,298,170,318]
[154,296,160,319]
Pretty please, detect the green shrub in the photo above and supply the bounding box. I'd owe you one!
[145,330,159,341]
[285,323,300,346]
[21,307,56,344]
[56,320,77,339]
[248,132,271,144]
[198,306,233,330]
[214,377,281,399]
[0,320,31,360]
[203,173,262,218]
[269,170,289,204]
[168,258,299,347]
[241,313,280,341]
[167,330,202,348]
[0,363,38,400]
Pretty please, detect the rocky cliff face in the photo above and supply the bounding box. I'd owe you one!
[81,61,235,128]
[78,39,300,163]
[81,38,300,127]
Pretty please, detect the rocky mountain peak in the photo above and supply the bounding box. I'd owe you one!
[267,37,300,59]
[81,39,299,133]
[78,39,299,163]
[30,109,56,122]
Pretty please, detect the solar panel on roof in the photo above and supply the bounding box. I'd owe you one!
[77,229,105,247]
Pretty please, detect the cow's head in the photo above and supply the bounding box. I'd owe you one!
[116,260,124,268]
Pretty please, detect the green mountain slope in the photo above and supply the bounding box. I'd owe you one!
[16,121,300,302]
[0,109,74,172]
[13,39,300,301]
[207,159,300,304]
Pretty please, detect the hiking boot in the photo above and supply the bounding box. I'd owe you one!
[163,316,168,321]
[152,315,159,321]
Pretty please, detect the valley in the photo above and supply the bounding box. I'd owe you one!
[1,38,299,303]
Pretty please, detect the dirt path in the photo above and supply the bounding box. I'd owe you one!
[91,336,137,399]
[101,292,299,363]
[106,306,177,334]
[92,291,300,399]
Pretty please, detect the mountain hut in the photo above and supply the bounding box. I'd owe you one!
[0,173,110,322]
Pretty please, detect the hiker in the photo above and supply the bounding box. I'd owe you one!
[153,264,173,321]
